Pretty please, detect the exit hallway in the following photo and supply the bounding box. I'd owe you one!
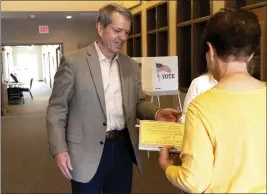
[1,82,180,193]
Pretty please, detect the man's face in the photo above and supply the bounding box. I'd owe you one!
[97,12,131,54]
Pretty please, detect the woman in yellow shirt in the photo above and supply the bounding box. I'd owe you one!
[159,8,266,193]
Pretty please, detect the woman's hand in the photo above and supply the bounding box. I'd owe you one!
[159,146,179,171]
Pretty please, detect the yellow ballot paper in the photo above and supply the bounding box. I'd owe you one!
[138,120,184,152]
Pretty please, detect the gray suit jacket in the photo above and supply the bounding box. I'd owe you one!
[46,43,160,183]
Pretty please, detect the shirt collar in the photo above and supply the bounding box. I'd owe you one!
[94,41,118,63]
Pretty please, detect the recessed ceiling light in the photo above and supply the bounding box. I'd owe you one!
[66,16,72,19]
[30,15,35,18]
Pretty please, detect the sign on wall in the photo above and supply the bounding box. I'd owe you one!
[39,25,49,34]
[133,56,179,96]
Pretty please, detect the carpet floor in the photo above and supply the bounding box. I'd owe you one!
[1,82,180,193]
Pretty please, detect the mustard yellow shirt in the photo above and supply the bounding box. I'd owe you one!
[166,85,266,193]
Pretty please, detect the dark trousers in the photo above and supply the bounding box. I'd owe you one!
[71,134,133,194]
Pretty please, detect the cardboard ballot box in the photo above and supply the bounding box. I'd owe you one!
[133,56,179,96]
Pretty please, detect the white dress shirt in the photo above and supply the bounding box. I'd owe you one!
[94,42,125,132]
[179,73,218,123]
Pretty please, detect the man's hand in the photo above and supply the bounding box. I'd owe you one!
[55,152,73,180]
[156,108,181,122]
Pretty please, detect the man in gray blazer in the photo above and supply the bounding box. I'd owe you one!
[47,3,179,194]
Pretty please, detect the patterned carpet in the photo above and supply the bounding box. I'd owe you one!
[1,82,181,193]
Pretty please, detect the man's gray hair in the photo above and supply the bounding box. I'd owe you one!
[96,3,133,28]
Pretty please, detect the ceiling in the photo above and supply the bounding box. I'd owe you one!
[1,11,98,20]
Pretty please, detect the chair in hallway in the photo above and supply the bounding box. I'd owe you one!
[21,78,33,99]
[7,87,24,104]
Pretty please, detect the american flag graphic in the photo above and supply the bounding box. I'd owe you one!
[155,63,172,82]
[156,63,172,73]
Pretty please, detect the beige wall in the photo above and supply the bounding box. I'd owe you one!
[1,1,122,11]
[1,1,141,12]
[1,18,98,54]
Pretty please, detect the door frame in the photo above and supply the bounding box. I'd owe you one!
[1,42,64,55]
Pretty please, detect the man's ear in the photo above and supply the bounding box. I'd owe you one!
[96,23,103,37]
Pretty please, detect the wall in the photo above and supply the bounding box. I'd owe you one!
[1,1,143,12]
[10,46,43,83]
[2,45,62,88]
[1,46,13,81]
[1,18,98,54]
[1,1,123,11]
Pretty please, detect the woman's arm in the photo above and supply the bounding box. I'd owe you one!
[165,105,214,193]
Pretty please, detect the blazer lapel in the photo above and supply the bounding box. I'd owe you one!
[86,44,106,116]
[118,54,129,118]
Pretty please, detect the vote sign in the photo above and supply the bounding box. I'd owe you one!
[133,56,179,96]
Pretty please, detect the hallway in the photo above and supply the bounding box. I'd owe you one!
[1,82,71,193]
[1,82,179,193]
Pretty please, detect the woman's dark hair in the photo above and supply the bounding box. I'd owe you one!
[202,8,261,62]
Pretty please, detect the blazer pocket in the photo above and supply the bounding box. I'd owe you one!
[66,133,82,144]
